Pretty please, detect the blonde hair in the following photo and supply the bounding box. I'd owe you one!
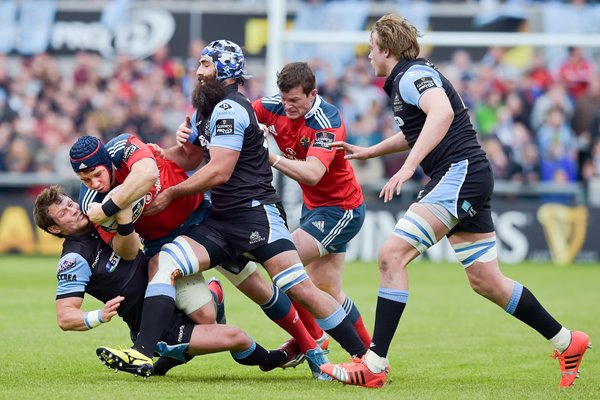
[372,14,421,60]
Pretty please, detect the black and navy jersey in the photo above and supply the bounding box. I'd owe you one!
[189,84,279,214]
[384,58,486,177]
[55,227,148,333]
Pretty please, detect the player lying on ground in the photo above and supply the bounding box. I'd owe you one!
[33,185,294,377]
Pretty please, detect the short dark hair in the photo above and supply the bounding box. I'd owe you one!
[276,62,316,95]
[33,185,66,237]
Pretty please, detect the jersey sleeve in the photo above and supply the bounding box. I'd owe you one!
[252,99,264,122]
[209,99,248,152]
[122,136,156,168]
[398,65,443,108]
[79,184,104,214]
[55,252,92,300]
[306,127,343,170]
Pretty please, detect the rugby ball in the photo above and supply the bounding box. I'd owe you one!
[99,185,146,232]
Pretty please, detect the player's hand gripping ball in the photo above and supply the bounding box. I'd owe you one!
[99,185,146,232]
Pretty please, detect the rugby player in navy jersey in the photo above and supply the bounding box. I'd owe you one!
[109,39,368,380]
[320,14,590,389]
[33,185,290,377]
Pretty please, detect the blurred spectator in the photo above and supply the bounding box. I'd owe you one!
[537,106,578,182]
[557,46,596,101]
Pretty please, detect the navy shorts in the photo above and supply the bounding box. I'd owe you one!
[142,198,212,257]
[299,203,365,253]
[184,202,297,273]
[417,159,494,235]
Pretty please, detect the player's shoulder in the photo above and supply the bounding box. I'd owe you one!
[258,95,286,116]
[105,133,132,156]
[305,95,342,130]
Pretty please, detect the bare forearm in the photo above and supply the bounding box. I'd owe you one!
[271,156,325,186]
[56,308,90,331]
[112,232,140,260]
[164,143,204,172]
[370,132,411,158]
[404,113,452,170]
[170,164,224,200]
[113,160,158,207]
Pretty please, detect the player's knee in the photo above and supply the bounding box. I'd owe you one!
[272,263,309,294]
[377,239,411,273]
[154,237,200,285]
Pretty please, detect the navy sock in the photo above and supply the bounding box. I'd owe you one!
[231,339,286,368]
[507,283,562,339]
[370,289,408,358]
[318,306,366,357]
[134,295,176,358]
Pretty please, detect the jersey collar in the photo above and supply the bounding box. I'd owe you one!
[304,95,322,120]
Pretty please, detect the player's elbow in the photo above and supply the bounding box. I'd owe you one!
[303,170,324,186]
[56,316,72,331]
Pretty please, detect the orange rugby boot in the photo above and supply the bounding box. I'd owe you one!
[551,330,591,388]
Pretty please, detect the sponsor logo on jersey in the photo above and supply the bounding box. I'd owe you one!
[300,136,310,149]
[123,142,139,162]
[393,93,403,112]
[219,102,232,110]
[414,77,436,94]
[215,119,234,135]
[312,131,335,150]
[285,148,297,156]
[394,116,405,128]
[312,220,325,233]
[57,273,77,281]
[58,257,77,273]
[249,231,266,245]
[106,252,121,273]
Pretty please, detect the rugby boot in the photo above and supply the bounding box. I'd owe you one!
[207,277,226,324]
[551,330,591,388]
[96,346,153,378]
[320,354,386,389]
[260,338,303,372]
[306,347,333,381]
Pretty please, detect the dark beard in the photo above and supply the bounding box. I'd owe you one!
[192,79,226,118]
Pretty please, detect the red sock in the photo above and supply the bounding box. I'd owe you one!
[292,299,324,340]
[207,280,223,303]
[353,315,372,348]
[274,306,318,353]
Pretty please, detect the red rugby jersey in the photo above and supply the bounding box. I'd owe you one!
[253,95,363,210]
[93,134,204,243]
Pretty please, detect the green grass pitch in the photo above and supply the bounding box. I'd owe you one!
[1,256,599,399]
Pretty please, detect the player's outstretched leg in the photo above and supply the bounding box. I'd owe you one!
[96,347,153,378]
[552,330,591,388]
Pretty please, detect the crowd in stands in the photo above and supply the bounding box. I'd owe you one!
[0,40,599,192]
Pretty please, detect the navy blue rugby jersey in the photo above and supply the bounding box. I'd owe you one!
[383,58,487,177]
[55,227,148,332]
[188,84,279,214]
